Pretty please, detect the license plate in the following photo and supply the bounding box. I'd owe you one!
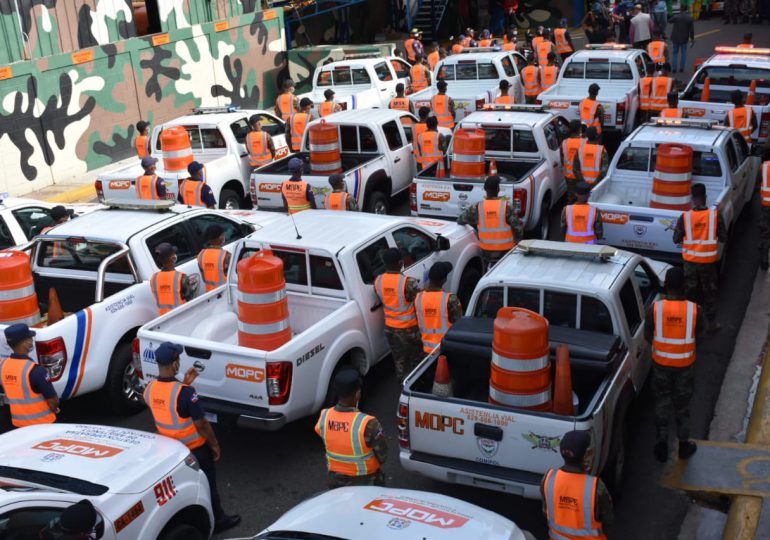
[204,412,218,423]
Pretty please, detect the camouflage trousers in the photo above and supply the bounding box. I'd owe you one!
[683,261,718,322]
[759,206,770,263]
[565,178,578,205]
[384,326,424,382]
[327,469,385,489]
[652,363,694,443]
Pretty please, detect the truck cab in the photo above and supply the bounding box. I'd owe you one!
[0,197,99,249]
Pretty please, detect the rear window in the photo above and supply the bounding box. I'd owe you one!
[481,128,512,152]
[689,66,770,104]
[564,61,632,80]
[616,146,722,176]
[513,129,538,153]
[441,61,498,80]
[238,248,342,290]
[317,67,371,86]
[338,125,379,153]
[36,240,131,274]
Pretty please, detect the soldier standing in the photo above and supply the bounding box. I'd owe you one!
[414,262,463,354]
[324,174,359,211]
[561,182,603,243]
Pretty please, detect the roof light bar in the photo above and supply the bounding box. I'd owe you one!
[584,44,631,50]
[192,106,239,114]
[460,47,502,53]
[651,118,718,129]
[481,104,548,112]
[516,239,618,261]
[104,199,176,210]
[714,46,770,55]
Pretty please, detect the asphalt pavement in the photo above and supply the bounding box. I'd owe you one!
[3,17,766,540]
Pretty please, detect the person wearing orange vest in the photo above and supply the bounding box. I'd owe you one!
[427,42,440,70]
[658,91,687,118]
[463,28,478,47]
[539,52,559,93]
[535,29,555,66]
[285,98,313,153]
[725,89,757,145]
[315,369,387,488]
[647,34,668,65]
[390,83,416,120]
[521,54,541,104]
[639,72,655,122]
[502,30,517,51]
[136,156,167,200]
[760,160,770,270]
[275,79,299,122]
[451,35,464,54]
[573,127,608,186]
[319,88,341,118]
[531,27,544,53]
[38,205,70,235]
[554,20,574,62]
[197,225,230,292]
[541,430,613,539]
[495,79,515,104]
[672,183,726,333]
[0,324,59,428]
[416,116,447,171]
[410,55,431,93]
[644,267,702,463]
[281,157,316,214]
[143,342,240,532]
[431,80,455,129]
[135,120,150,159]
[324,173,359,211]
[561,182,603,244]
[246,115,276,168]
[412,106,431,163]
[561,120,586,203]
[579,83,604,140]
[373,248,423,382]
[649,63,675,113]
[737,33,753,48]
[150,242,195,316]
[478,29,494,47]
[414,262,462,354]
[404,28,423,63]
[179,161,216,209]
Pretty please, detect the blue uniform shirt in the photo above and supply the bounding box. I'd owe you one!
[10,353,57,398]
[157,376,204,420]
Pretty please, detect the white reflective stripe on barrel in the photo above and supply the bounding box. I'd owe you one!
[650,193,692,205]
[489,385,551,407]
[309,142,341,152]
[0,284,35,301]
[237,289,286,304]
[452,154,485,162]
[491,351,549,373]
[310,161,343,172]
[654,171,691,182]
[162,149,193,158]
[237,320,290,335]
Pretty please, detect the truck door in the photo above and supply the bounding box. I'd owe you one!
[371,62,398,106]
[381,120,415,190]
[389,226,440,287]
[617,274,646,386]
[353,236,392,359]
[728,132,757,207]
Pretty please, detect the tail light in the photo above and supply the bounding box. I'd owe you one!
[397,402,410,450]
[512,189,527,218]
[249,178,258,206]
[616,102,626,126]
[760,112,770,140]
[132,338,143,380]
[94,180,104,202]
[267,361,292,405]
[36,338,67,381]
[475,98,486,111]
[409,183,417,214]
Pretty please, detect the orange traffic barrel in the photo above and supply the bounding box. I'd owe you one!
[160,126,193,173]
[489,307,552,411]
[0,251,41,326]
[650,143,693,210]
[237,250,291,351]
[552,344,574,415]
[308,121,342,175]
[701,77,711,102]
[451,128,486,179]
[747,80,757,106]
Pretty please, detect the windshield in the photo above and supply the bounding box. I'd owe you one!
[563,61,633,80]
[688,66,770,104]
[0,467,108,496]
[35,240,131,274]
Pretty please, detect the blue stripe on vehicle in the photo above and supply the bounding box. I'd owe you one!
[353,169,361,200]
[61,310,86,400]
[351,95,357,110]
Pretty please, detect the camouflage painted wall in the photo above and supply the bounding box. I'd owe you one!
[0,7,285,195]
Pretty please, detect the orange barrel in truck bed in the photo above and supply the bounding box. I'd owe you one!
[160,125,193,173]
[308,121,343,175]
[0,251,40,326]
[650,143,693,210]
[451,128,486,180]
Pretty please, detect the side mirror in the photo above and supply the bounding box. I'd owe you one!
[436,235,450,251]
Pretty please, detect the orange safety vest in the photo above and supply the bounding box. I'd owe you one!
[135,134,148,159]
[324,191,349,210]
[522,65,541,96]
[579,143,604,185]
[374,273,418,328]
[660,107,682,118]
[277,93,295,121]
[452,43,464,54]
[246,131,272,167]
[650,76,673,111]
[415,290,452,353]
[539,65,559,91]
[413,122,428,160]
[150,270,185,315]
[563,138,586,180]
[565,204,598,243]
[532,36,544,51]
[579,98,602,135]
[179,179,205,207]
[0,357,56,428]
[544,469,607,540]
[477,199,515,252]
[652,299,697,367]
[320,101,338,117]
[461,37,472,47]
[315,407,380,476]
[682,208,719,263]
[290,113,310,152]
[639,76,654,111]
[554,28,573,54]
[143,380,206,449]
[136,174,161,200]
[478,39,492,47]
[495,94,514,104]
[390,97,411,113]
[536,40,554,65]
[404,38,417,62]
[761,161,770,207]
[503,42,516,51]
[728,107,754,143]
[281,179,312,214]
[417,131,443,168]
[410,63,429,92]
[197,247,227,291]
[431,94,454,129]
[647,40,667,64]
[737,43,754,49]
[427,51,440,70]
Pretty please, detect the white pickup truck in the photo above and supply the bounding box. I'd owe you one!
[0,424,213,540]
[589,118,759,262]
[0,197,99,249]
[96,108,290,209]
[539,45,655,139]
[409,49,528,122]
[251,109,421,214]
[137,211,483,430]
[678,46,770,149]
[0,201,281,415]
[398,240,669,498]
[297,56,413,110]
[411,105,568,240]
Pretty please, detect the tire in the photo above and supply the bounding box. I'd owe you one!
[159,524,205,540]
[103,343,144,416]
[219,188,242,210]
[365,191,390,214]
[602,401,630,497]
[324,361,351,408]
[457,264,482,308]
[536,197,551,240]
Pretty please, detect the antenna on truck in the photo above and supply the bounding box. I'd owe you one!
[288,211,302,240]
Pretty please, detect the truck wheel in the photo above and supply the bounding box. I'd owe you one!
[103,343,144,416]
[536,197,551,240]
[219,188,242,210]
[365,191,390,214]
[324,361,351,408]
[458,265,482,307]
[159,524,204,540]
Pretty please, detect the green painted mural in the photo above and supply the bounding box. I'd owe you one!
[0,2,285,195]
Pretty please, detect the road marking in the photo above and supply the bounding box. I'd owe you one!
[695,29,721,39]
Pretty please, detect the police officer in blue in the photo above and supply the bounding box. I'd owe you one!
[143,342,240,533]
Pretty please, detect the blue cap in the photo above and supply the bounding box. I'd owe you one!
[288,157,304,172]
[155,342,183,365]
[4,323,35,345]
[141,156,158,169]
[187,161,204,175]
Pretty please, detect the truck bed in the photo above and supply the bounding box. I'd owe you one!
[255,152,377,178]
[591,174,726,210]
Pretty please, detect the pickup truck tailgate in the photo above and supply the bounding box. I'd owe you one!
[415,179,516,218]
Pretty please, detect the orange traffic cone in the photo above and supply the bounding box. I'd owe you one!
[432,354,453,397]
[701,77,711,102]
[488,158,498,176]
[552,344,574,415]
[436,158,447,178]
[747,80,757,106]
[47,288,63,326]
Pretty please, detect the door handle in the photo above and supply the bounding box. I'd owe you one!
[394,157,401,163]
[474,423,503,441]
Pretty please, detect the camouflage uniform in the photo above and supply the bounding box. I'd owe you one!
[540,464,614,527]
[323,404,388,489]
[759,206,770,266]
[672,206,727,322]
[457,198,523,269]
[374,271,423,382]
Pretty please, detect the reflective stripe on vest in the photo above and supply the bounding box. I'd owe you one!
[761,161,770,207]
[682,208,719,263]
[545,469,605,540]
[281,179,311,214]
[415,291,451,353]
[660,108,682,118]
[136,175,160,200]
[320,101,338,117]
[0,357,56,428]
[522,65,541,96]
[150,270,185,315]
[477,199,515,251]
[554,28,573,53]
[728,107,754,143]
[180,179,205,207]
[411,64,429,91]
[135,135,148,158]
[290,113,310,151]
[417,131,443,167]
[143,380,206,449]
[539,65,559,90]
[565,204,598,244]
[647,41,666,63]
[580,99,601,134]
[579,143,603,184]
[563,138,586,180]
[278,94,294,121]
[639,77,654,111]
[197,248,227,291]
[652,299,697,367]
[431,95,454,128]
[374,273,418,328]
[246,131,272,167]
[325,191,348,211]
[650,77,673,111]
[316,408,380,476]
